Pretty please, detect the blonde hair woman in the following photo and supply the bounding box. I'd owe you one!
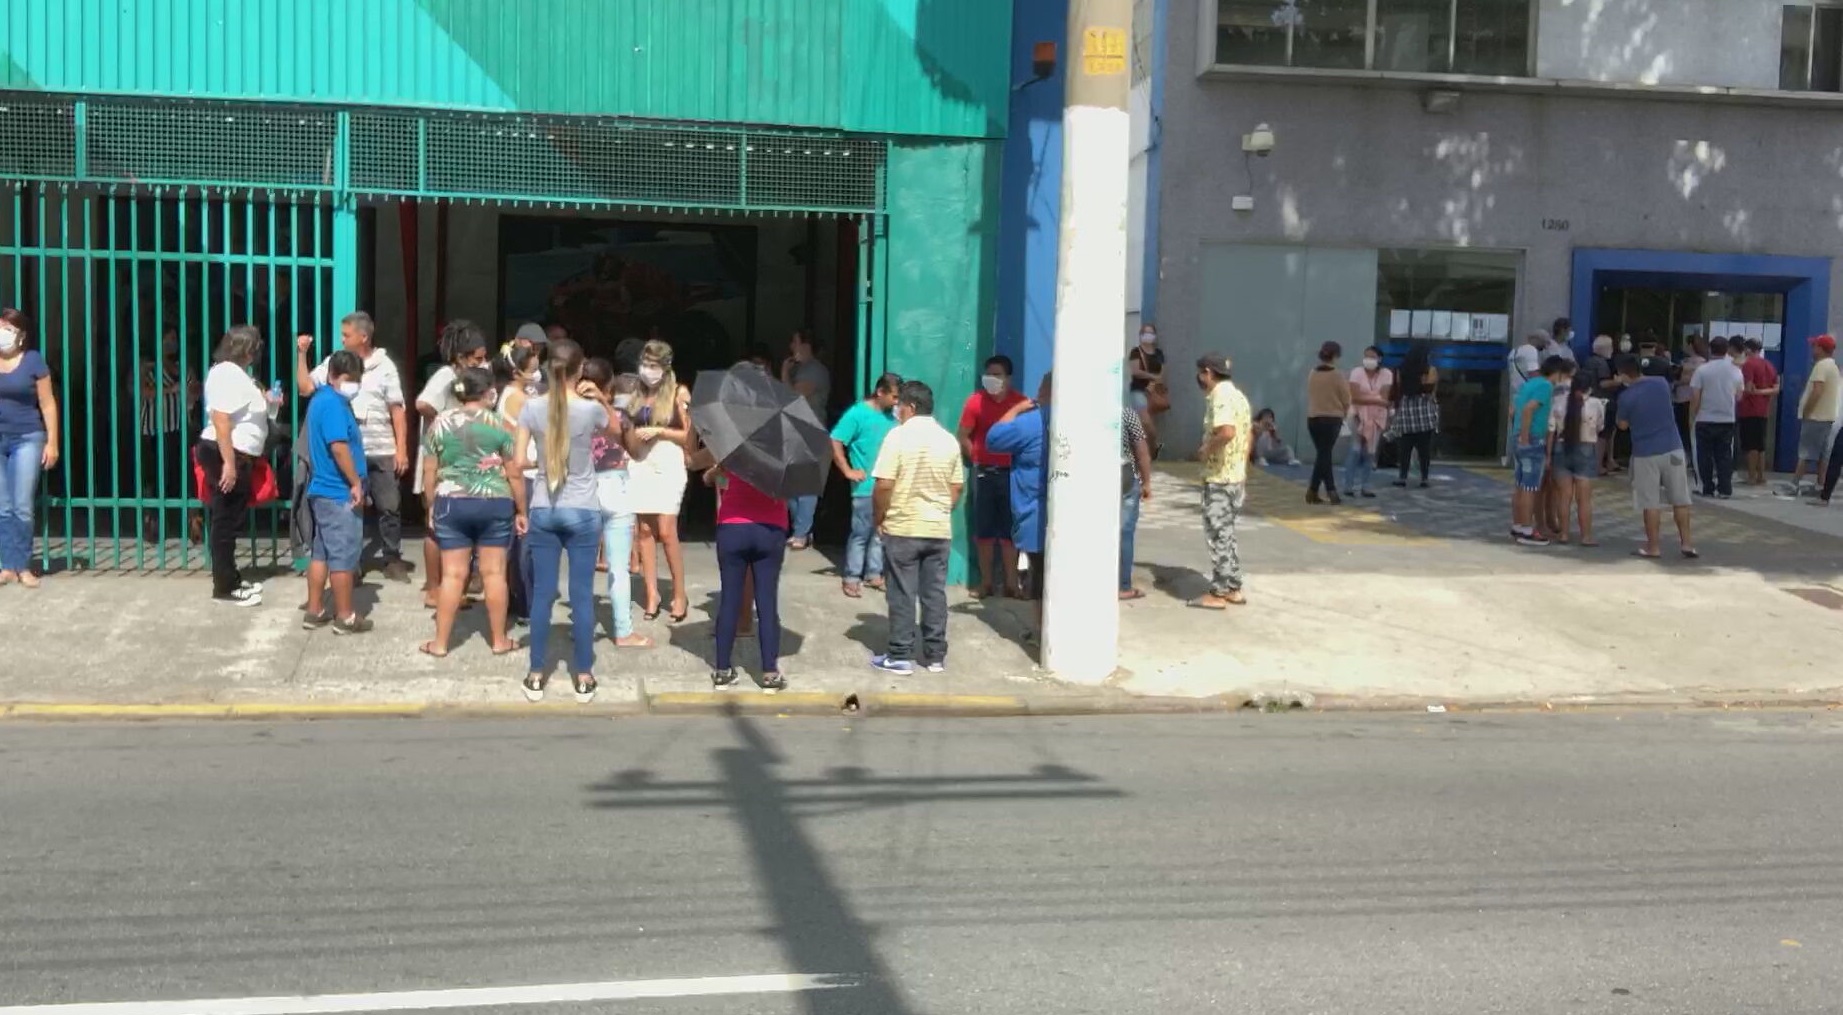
[511,338,610,704]
[627,339,693,622]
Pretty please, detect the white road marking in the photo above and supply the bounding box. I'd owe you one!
[0,973,859,1015]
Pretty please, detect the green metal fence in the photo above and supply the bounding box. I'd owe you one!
[0,91,890,572]
[1,185,337,572]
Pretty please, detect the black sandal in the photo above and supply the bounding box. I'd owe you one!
[572,673,597,704]
[522,673,547,703]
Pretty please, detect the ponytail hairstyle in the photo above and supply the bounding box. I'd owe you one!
[541,338,586,496]
[1562,372,1592,451]
[639,339,678,425]
[438,318,487,368]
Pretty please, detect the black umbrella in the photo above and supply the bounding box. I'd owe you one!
[688,366,833,500]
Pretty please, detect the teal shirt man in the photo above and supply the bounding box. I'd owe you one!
[831,396,898,497]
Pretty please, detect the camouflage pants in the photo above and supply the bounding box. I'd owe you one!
[1201,482,1245,595]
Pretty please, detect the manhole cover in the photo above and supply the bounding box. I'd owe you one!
[1785,586,1843,610]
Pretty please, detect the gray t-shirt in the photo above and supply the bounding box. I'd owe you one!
[518,395,609,511]
[792,358,831,418]
[1689,359,1744,424]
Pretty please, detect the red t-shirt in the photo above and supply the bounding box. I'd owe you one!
[716,473,789,528]
[1739,357,1779,419]
[958,389,1027,467]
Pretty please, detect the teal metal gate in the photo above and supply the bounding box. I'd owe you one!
[1,186,338,571]
[1,93,891,572]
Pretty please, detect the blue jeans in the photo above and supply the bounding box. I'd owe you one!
[789,493,817,541]
[600,510,636,639]
[716,522,787,672]
[0,432,46,573]
[526,507,602,676]
[843,495,883,583]
[1342,438,1375,493]
[1120,476,1141,591]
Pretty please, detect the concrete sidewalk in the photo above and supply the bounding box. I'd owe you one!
[9,462,1843,714]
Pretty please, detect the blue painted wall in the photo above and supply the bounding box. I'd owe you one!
[995,0,1068,393]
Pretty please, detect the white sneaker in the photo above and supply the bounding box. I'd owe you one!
[924,662,946,674]
[216,587,263,608]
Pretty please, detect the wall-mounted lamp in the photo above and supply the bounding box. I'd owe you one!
[1015,42,1058,91]
[1421,89,1462,114]
[1241,123,1276,157]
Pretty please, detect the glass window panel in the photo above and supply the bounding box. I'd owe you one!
[1291,0,1370,70]
[1454,0,1531,76]
[1377,0,1453,73]
[1815,6,1843,91]
[1782,5,1814,90]
[1216,0,1291,66]
[1375,248,1521,460]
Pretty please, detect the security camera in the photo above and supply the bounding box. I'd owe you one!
[1241,124,1275,157]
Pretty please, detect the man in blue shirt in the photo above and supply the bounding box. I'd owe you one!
[302,350,373,633]
[985,373,1050,641]
[1614,354,1697,559]
[828,371,901,597]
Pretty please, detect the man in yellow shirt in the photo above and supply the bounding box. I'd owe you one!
[1192,354,1252,610]
[871,380,966,673]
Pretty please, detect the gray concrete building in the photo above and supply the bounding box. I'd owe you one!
[1150,0,1843,468]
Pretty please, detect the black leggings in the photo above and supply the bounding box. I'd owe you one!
[1397,431,1434,483]
[1307,417,1342,495]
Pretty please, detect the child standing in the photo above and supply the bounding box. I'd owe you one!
[302,350,373,633]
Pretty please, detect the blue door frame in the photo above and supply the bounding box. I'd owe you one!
[1570,248,1832,471]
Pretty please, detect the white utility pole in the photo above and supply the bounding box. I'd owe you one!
[1042,0,1130,683]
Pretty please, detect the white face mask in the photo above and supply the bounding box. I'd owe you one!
[981,375,1006,396]
[1362,357,1380,371]
[484,389,499,410]
[639,365,665,386]
[1618,339,1633,353]
[613,395,633,412]
[1139,332,1156,346]
[0,327,18,354]
[337,381,361,400]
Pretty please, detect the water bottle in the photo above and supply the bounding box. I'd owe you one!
[268,379,284,420]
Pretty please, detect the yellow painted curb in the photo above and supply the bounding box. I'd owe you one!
[646,691,845,714]
[865,693,1031,715]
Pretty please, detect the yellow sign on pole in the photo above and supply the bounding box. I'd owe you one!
[1082,27,1127,75]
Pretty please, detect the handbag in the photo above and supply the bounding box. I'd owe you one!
[193,451,281,505]
[1135,350,1171,413]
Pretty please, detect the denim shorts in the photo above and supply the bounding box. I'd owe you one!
[309,496,362,572]
[972,466,1013,542]
[1513,444,1548,492]
[1554,443,1597,480]
[432,496,515,550]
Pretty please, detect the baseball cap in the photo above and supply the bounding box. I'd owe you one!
[1196,353,1232,378]
[1816,334,1837,354]
[514,322,548,346]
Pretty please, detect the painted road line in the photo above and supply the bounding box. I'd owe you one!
[0,973,861,1015]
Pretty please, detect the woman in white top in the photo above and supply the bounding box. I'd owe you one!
[627,339,694,623]
[195,326,277,606]
[1554,373,1605,547]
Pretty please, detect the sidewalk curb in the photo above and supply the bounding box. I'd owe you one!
[0,692,1248,722]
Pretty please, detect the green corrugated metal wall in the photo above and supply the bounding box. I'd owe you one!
[0,0,1009,138]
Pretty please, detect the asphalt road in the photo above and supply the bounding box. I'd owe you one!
[3,712,1841,1014]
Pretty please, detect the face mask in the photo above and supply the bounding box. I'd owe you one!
[0,327,18,354]
[613,395,633,412]
[337,381,361,400]
[1139,332,1156,346]
[485,389,499,410]
[1362,357,1380,371]
[1618,339,1633,353]
[639,365,665,386]
[981,375,1006,396]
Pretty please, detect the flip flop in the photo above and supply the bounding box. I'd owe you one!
[1579,541,1600,548]
[490,642,519,656]
[1118,588,1147,601]
[1681,547,1701,559]
[1187,597,1229,611]
[1631,549,1662,560]
[842,583,863,599]
[418,640,447,658]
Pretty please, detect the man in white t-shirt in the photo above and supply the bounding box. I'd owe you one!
[296,311,411,582]
[1688,336,1744,499]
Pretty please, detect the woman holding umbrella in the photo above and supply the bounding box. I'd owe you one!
[690,361,835,691]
